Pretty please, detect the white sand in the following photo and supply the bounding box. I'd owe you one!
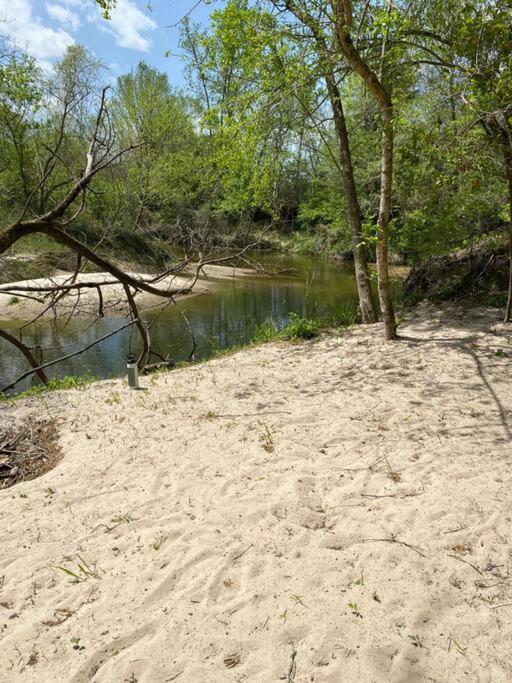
[1,304,512,681]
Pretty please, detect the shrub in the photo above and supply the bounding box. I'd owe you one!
[281,312,321,340]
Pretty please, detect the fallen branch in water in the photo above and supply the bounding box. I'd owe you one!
[1,319,138,394]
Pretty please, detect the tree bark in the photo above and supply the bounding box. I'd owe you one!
[375,106,397,339]
[325,73,377,323]
[333,4,397,339]
[281,0,377,324]
[502,144,512,323]
[0,329,48,385]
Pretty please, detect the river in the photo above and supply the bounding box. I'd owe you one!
[0,253,364,392]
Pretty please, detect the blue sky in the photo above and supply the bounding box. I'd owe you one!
[0,0,223,87]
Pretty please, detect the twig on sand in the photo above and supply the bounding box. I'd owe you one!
[443,525,469,535]
[360,491,423,499]
[207,411,291,419]
[447,553,483,575]
[232,544,253,561]
[287,647,297,682]
[334,455,388,474]
[489,603,512,610]
[361,536,427,558]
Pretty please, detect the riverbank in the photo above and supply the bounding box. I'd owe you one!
[1,303,511,681]
[0,264,267,321]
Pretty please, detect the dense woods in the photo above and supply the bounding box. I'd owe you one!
[1,0,511,331]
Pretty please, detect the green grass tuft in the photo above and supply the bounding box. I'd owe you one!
[1,372,99,402]
[280,312,321,340]
[252,312,321,343]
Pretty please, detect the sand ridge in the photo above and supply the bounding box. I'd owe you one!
[0,303,511,681]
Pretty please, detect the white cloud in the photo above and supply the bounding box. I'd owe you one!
[0,0,75,60]
[46,3,81,31]
[99,0,157,52]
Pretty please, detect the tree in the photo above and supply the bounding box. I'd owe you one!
[447,0,512,321]
[112,62,202,232]
[330,0,401,338]
[280,0,377,323]
[185,0,377,322]
[0,37,42,210]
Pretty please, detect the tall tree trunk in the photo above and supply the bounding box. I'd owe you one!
[503,146,512,323]
[375,106,397,339]
[333,3,397,339]
[281,0,376,324]
[325,75,377,324]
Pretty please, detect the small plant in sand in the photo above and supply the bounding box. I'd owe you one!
[384,456,401,483]
[26,646,39,666]
[447,636,467,655]
[348,602,363,618]
[203,410,218,420]
[70,637,85,651]
[55,555,104,583]
[151,533,166,551]
[111,512,134,525]
[355,572,364,586]
[7,296,20,306]
[259,422,274,453]
[105,392,121,405]
[408,634,424,648]
[290,594,306,607]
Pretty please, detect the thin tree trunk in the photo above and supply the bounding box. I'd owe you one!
[504,157,512,323]
[325,75,377,324]
[494,124,512,323]
[0,329,48,386]
[375,106,397,339]
[333,4,397,339]
[280,0,376,323]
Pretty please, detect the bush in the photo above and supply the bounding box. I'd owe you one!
[331,303,360,327]
[252,312,321,343]
[281,312,321,340]
[252,319,279,342]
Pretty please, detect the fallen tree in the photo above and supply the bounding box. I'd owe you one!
[0,85,272,394]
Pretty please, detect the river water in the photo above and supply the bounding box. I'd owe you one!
[0,253,364,392]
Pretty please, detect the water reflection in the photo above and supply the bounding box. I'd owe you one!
[0,253,362,392]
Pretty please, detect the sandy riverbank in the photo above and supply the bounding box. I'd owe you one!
[0,303,511,681]
[0,264,264,321]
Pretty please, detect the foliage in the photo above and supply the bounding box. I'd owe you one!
[0,2,511,278]
[0,372,99,401]
[281,312,321,340]
[253,312,320,342]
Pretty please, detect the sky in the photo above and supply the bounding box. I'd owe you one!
[0,0,223,86]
